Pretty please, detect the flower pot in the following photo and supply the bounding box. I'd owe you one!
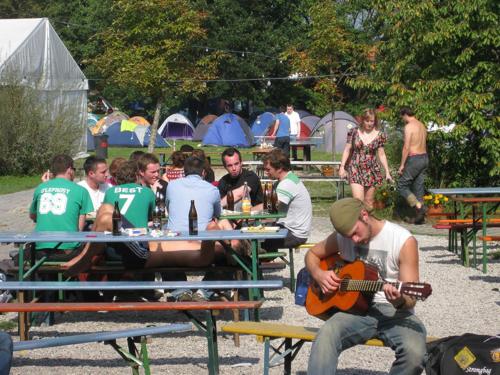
[373,200,386,209]
[426,204,444,223]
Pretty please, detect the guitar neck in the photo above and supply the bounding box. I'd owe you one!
[341,279,399,293]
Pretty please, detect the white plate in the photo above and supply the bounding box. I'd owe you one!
[241,226,280,233]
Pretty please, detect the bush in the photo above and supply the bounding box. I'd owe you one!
[0,83,81,176]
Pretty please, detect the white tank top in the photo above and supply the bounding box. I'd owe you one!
[336,221,413,304]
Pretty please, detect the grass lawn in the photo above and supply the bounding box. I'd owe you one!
[0,175,42,195]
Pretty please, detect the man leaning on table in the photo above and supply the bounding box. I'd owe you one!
[261,149,312,251]
[29,154,93,261]
[218,147,264,212]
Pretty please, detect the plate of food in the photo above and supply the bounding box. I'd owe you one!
[222,209,241,216]
[241,225,280,233]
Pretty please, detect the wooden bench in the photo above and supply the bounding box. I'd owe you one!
[13,323,191,375]
[1,280,282,375]
[222,321,438,375]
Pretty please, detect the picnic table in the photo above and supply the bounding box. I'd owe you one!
[428,187,500,272]
[1,229,287,317]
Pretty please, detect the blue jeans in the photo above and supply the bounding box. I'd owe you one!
[0,332,12,375]
[308,303,427,375]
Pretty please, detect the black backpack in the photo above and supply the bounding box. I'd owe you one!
[426,333,499,375]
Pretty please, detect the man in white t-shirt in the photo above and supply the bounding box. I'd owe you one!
[261,149,312,251]
[305,198,427,375]
[78,156,109,214]
[285,104,301,160]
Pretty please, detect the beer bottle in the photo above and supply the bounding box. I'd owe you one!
[266,182,273,212]
[241,182,251,214]
[112,201,122,235]
[261,182,268,212]
[226,189,235,211]
[271,184,279,213]
[188,200,198,235]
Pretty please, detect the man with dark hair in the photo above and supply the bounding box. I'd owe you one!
[29,154,93,260]
[218,147,263,211]
[305,198,427,374]
[261,149,312,251]
[137,153,167,197]
[398,107,428,224]
[271,105,291,157]
[129,150,146,162]
[166,156,221,232]
[78,156,109,214]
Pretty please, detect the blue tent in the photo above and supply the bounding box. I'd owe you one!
[251,112,275,136]
[105,122,170,147]
[105,122,142,147]
[202,113,254,147]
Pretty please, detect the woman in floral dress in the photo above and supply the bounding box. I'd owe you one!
[339,109,393,209]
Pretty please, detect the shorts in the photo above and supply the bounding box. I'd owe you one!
[260,224,307,252]
[36,248,82,262]
[108,241,149,269]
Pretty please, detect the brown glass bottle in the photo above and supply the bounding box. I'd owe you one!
[188,200,198,235]
[112,201,122,235]
[226,189,235,211]
[261,183,268,212]
[271,184,278,213]
[266,182,273,212]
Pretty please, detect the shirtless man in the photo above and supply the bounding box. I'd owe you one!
[397,107,428,224]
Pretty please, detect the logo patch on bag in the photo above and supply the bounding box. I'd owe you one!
[491,348,500,363]
[454,346,476,370]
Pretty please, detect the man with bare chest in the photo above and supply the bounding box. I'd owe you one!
[397,107,428,224]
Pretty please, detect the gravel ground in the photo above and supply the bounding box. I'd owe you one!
[1,190,499,374]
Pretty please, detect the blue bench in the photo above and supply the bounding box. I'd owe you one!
[1,280,282,375]
[13,323,191,375]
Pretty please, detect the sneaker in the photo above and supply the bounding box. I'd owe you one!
[414,206,426,225]
[175,290,193,302]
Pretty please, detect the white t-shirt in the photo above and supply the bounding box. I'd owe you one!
[276,172,312,239]
[336,221,413,304]
[286,111,301,136]
[78,180,108,212]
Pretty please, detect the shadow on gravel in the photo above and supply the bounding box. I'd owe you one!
[13,354,260,368]
[420,246,448,252]
[297,370,387,375]
[424,259,462,265]
[469,275,500,283]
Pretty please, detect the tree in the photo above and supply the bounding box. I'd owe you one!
[94,0,219,152]
[350,0,499,184]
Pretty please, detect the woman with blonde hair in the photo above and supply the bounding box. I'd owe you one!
[338,108,393,209]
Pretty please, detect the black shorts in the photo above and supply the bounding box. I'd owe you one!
[108,241,149,269]
[260,225,307,252]
[36,248,82,262]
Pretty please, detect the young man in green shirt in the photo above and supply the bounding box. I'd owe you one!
[29,154,93,260]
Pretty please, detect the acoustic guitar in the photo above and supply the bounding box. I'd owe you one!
[305,254,432,320]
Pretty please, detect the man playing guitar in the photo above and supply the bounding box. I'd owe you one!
[305,198,427,375]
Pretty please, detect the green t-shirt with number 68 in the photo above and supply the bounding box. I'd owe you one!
[103,183,155,228]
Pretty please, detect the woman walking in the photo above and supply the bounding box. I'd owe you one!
[338,108,393,209]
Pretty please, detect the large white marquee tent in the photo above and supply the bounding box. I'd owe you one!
[0,18,88,154]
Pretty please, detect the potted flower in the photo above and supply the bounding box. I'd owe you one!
[374,182,396,209]
[423,193,449,219]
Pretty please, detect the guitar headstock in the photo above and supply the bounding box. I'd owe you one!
[401,282,432,300]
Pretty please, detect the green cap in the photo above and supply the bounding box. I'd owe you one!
[329,198,367,236]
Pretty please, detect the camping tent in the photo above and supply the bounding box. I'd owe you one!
[158,113,195,139]
[91,111,129,134]
[105,121,170,148]
[0,18,88,154]
[300,115,320,133]
[311,111,358,153]
[193,114,217,141]
[202,113,254,147]
[296,110,312,119]
[130,116,150,126]
[251,112,275,136]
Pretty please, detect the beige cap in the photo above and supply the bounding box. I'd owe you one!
[329,198,368,236]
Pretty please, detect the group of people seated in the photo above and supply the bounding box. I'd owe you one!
[29,146,313,301]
